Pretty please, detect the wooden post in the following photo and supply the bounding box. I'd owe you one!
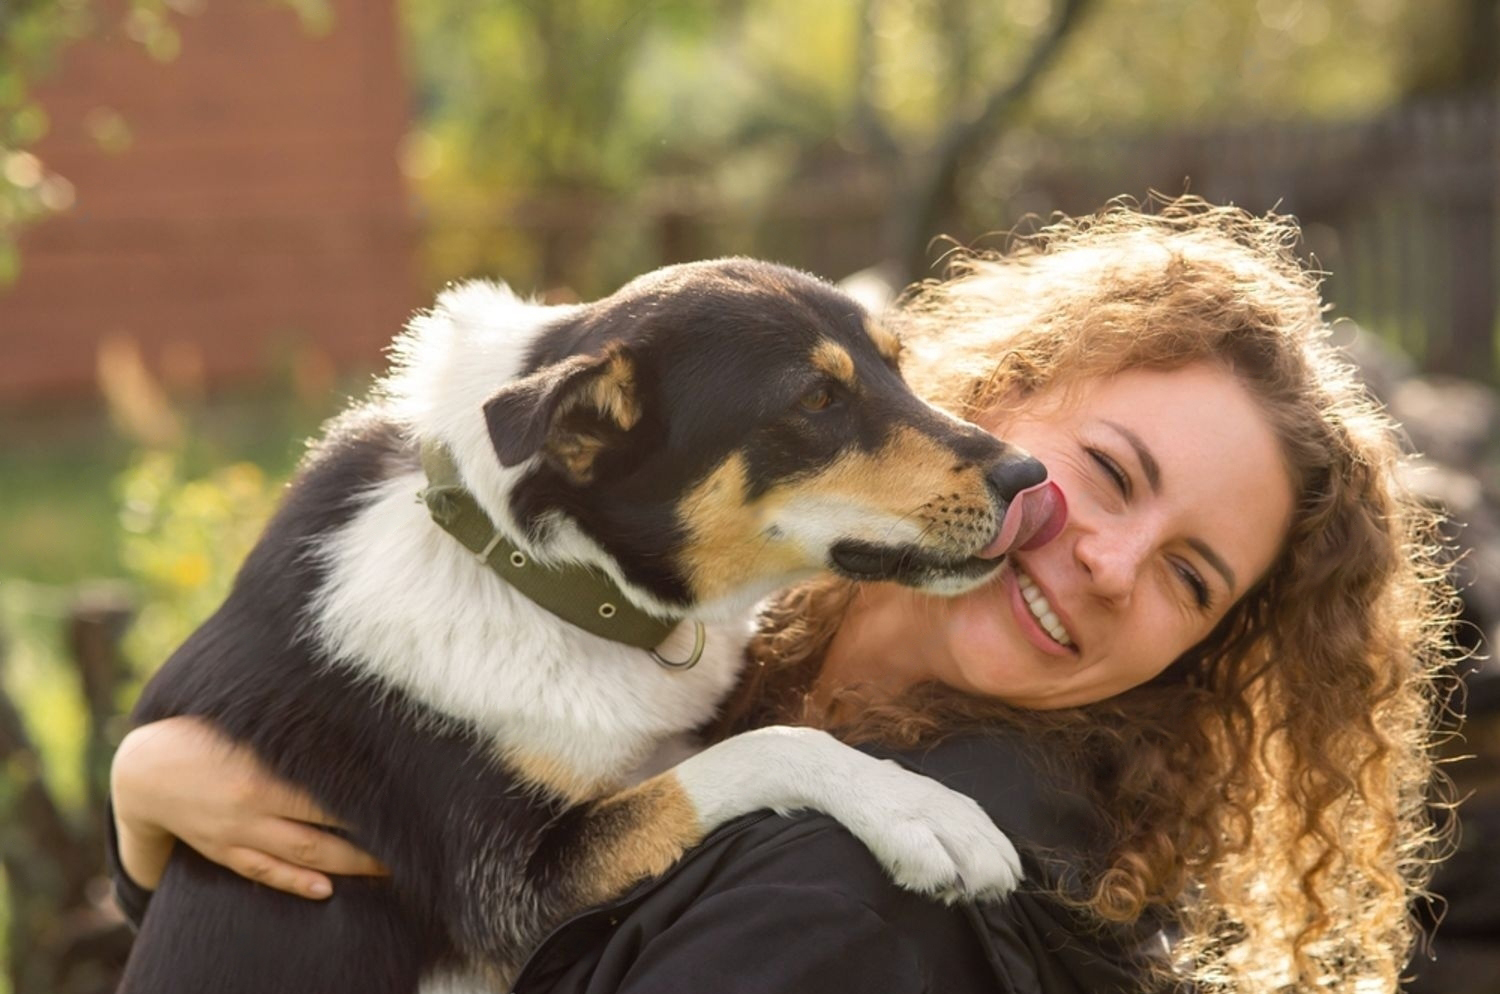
[0,588,136,993]
[67,584,135,847]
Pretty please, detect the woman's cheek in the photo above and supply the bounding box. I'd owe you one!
[942,583,1028,694]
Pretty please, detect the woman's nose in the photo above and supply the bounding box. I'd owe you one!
[1074,529,1145,603]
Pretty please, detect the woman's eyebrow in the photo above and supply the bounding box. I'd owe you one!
[1187,537,1237,594]
[1101,419,1161,494]
[1101,418,1238,593]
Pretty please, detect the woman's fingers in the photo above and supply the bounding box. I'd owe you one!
[253,817,388,879]
[220,845,335,900]
[204,821,387,900]
[112,716,387,900]
[244,774,350,833]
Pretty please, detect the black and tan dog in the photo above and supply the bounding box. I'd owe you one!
[116,259,1046,994]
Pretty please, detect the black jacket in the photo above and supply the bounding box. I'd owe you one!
[510,734,1162,994]
[111,734,1161,993]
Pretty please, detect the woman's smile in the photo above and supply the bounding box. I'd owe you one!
[1010,564,1076,652]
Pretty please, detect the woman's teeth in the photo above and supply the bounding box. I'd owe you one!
[1016,569,1074,647]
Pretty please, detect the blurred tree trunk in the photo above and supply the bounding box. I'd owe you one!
[891,0,1096,283]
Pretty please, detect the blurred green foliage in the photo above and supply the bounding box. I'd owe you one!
[0,438,127,587]
[114,451,281,695]
[399,0,1474,291]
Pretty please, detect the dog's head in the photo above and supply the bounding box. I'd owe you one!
[481,258,1044,617]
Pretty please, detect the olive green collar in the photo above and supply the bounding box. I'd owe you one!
[418,442,702,668]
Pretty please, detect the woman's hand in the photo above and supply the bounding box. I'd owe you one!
[110,716,387,899]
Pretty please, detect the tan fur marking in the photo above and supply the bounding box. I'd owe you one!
[816,425,976,509]
[571,774,704,906]
[545,431,608,484]
[677,427,998,602]
[810,340,857,389]
[785,426,992,556]
[677,454,816,601]
[504,750,610,805]
[547,352,640,483]
[865,320,903,366]
[577,351,641,430]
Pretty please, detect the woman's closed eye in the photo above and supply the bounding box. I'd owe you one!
[1086,447,1129,497]
[1171,558,1213,610]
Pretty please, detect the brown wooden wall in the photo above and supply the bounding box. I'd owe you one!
[0,0,416,408]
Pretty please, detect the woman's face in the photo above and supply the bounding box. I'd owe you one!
[920,362,1296,709]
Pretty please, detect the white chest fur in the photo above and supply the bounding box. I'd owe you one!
[307,472,748,788]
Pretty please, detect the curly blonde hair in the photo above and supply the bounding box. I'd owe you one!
[722,198,1460,992]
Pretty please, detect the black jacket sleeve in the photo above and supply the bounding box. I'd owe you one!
[104,796,154,929]
[613,883,933,994]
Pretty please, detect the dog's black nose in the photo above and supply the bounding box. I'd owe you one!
[985,452,1047,504]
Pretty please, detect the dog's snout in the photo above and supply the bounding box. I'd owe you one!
[943,424,1045,504]
[947,424,1007,465]
[985,453,1047,504]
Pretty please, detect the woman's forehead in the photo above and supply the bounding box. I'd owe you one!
[986,361,1226,418]
[995,365,1274,462]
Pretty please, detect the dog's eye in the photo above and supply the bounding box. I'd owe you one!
[799,386,835,412]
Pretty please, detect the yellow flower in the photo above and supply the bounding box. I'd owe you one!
[171,551,211,590]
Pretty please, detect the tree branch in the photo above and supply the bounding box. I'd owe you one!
[893,0,1095,282]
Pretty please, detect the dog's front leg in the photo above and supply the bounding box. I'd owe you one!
[532,725,1023,916]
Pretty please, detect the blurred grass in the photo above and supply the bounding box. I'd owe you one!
[0,429,130,585]
[0,385,351,992]
[0,389,337,830]
[2,391,338,579]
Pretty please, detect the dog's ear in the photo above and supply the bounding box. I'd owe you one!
[483,347,642,484]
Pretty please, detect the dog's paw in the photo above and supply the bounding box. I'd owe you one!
[673,725,1023,902]
[823,757,1023,903]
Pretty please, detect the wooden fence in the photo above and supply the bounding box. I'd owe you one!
[1000,89,1500,381]
[482,91,1500,384]
[437,83,1500,387]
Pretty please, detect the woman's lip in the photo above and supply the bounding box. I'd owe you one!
[979,481,1068,558]
[1005,565,1078,656]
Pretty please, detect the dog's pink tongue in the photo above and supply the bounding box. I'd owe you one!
[978,481,1067,559]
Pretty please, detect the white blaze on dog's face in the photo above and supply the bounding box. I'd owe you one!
[484,259,1044,616]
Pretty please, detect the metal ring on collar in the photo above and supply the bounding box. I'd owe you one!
[650,621,706,670]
